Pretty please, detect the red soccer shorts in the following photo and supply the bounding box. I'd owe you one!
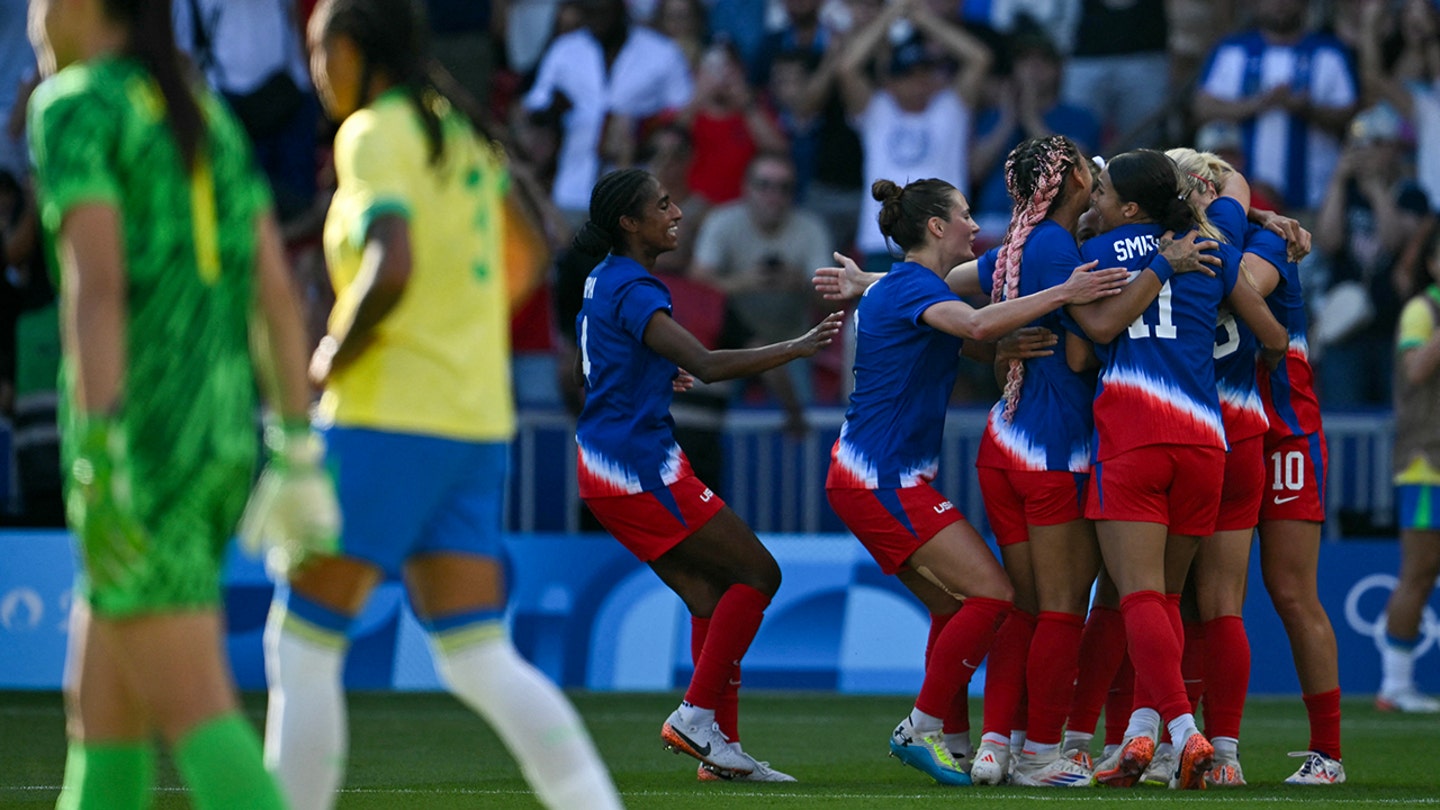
[1086,444,1225,536]
[827,483,965,575]
[584,475,726,561]
[977,467,1088,547]
[1214,434,1265,532]
[1258,431,1328,523]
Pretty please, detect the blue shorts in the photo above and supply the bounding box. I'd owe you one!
[1397,484,1439,531]
[325,426,508,574]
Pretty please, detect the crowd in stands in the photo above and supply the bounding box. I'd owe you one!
[0,0,1436,525]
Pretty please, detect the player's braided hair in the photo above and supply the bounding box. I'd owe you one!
[1165,147,1229,243]
[1107,149,1200,237]
[316,0,502,167]
[992,135,1081,421]
[106,0,204,169]
[573,169,658,256]
[873,178,957,256]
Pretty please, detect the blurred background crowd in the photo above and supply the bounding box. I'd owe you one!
[0,0,1435,528]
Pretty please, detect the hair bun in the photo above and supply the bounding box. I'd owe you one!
[871,179,902,204]
[571,220,612,256]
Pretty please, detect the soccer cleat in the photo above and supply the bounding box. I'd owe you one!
[697,744,797,782]
[1376,687,1440,714]
[969,740,1010,785]
[1141,744,1175,786]
[1065,748,1094,771]
[889,717,972,786]
[1171,733,1213,790]
[1009,750,1094,787]
[1206,753,1246,786]
[1093,734,1155,788]
[662,709,754,774]
[1284,751,1346,785]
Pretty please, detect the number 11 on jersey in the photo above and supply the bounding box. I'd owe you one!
[1127,281,1176,340]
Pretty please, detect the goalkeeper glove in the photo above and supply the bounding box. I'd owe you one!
[238,418,341,577]
[66,413,149,590]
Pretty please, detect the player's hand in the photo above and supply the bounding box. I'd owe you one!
[1261,345,1287,371]
[790,310,846,357]
[1159,231,1221,276]
[1259,213,1312,263]
[672,369,695,392]
[239,420,341,577]
[66,414,149,590]
[813,252,880,301]
[996,326,1058,362]
[1060,260,1129,304]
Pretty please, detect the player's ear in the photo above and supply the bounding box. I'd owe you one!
[618,214,640,235]
[927,215,945,240]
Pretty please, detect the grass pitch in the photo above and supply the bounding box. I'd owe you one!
[3,690,1438,808]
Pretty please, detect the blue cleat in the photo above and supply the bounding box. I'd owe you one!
[889,717,973,786]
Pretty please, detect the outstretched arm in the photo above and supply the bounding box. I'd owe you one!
[910,3,992,107]
[923,262,1127,341]
[643,310,845,384]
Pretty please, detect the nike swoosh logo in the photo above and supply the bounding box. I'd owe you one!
[672,727,710,757]
[1273,495,1300,504]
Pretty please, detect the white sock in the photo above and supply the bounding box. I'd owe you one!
[1008,730,1027,757]
[678,701,716,728]
[433,629,621,810]
[1063,731,1093,753]
[1166,713,1200,747]
[1381,639,1416,695]
[1212,736,1238,759]
[1125,707,1161,740]
[263,615,349,810]
[944,733,973,759]
[907,708,943,734]
[980,731,1008,747]
[1023,741,1059,758]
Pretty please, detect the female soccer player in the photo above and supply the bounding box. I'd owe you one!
[574,167,844,782]
[1232,199,1348,785]
[1164,147,1290,786]
[1064,149,1245,791]
[261,2,623,809]
[28,0,326,807]
[826,176,1127,786]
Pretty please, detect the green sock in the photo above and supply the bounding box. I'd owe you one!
[173,713,286,810]
[57,740,155,810]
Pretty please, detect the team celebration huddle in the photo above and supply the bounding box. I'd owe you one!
[23,0,1439,804]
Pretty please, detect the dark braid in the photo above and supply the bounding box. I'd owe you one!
[316,0,470,166]
[572,169,657,256]
[105,0,204,169]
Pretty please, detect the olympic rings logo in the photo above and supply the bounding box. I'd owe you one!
[1343,574,1440,657]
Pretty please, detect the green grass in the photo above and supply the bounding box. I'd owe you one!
[3,691,1437,807]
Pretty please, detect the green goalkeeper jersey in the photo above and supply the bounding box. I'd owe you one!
[29,57,273,613]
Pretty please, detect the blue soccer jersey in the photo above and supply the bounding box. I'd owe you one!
[1080,223,1234,460]
[828,261,964,489]
[575,254,687,497]
[975,220,1097,472]
[1246,224,1323,437]
[1209,198,1267,441]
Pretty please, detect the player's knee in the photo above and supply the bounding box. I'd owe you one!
[742,556,782,597]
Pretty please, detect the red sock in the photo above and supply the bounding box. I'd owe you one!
[916,597,1011,718]
[1303,688,1342,760]
[929,611,972,735]
[690,616,740,741]
[1026,611,1084,746]
[927,611,954,666]
[1181,619,1207,715]
[685,584,769,712]
[1119,590,1188,724]
[1105,654,1135,746]
[979,610,1034,738]
[1202,615,1249,740]
[1069,605,1127,736]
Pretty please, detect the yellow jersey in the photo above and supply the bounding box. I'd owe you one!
[318,89,515,441]
[1395,292,1440,485]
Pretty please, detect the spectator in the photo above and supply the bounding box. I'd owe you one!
[1060,0,1169,151]
[750,0,831,86]
[691,152,834,402]
[1358,0,1440,212]
[1313,103,1429,406]
[838,0,992,271]
[679,41,788,206]
[970,29,1099,241]
[766,49,828,201]
[425,0,503,114]
[523,0,693,222]
[173,0,321,226]
[1193,0,1358,213]
[653,0,710,71]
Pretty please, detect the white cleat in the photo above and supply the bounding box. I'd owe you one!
[1376,687,1440,714]
[697,743,797,782]
[1284,751,1346,785]
[1010,750,1093,787]
[1206,752,1247,786]
[969,740,1010,785]
[661,709,754,774]
[1141,744,1176,786]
